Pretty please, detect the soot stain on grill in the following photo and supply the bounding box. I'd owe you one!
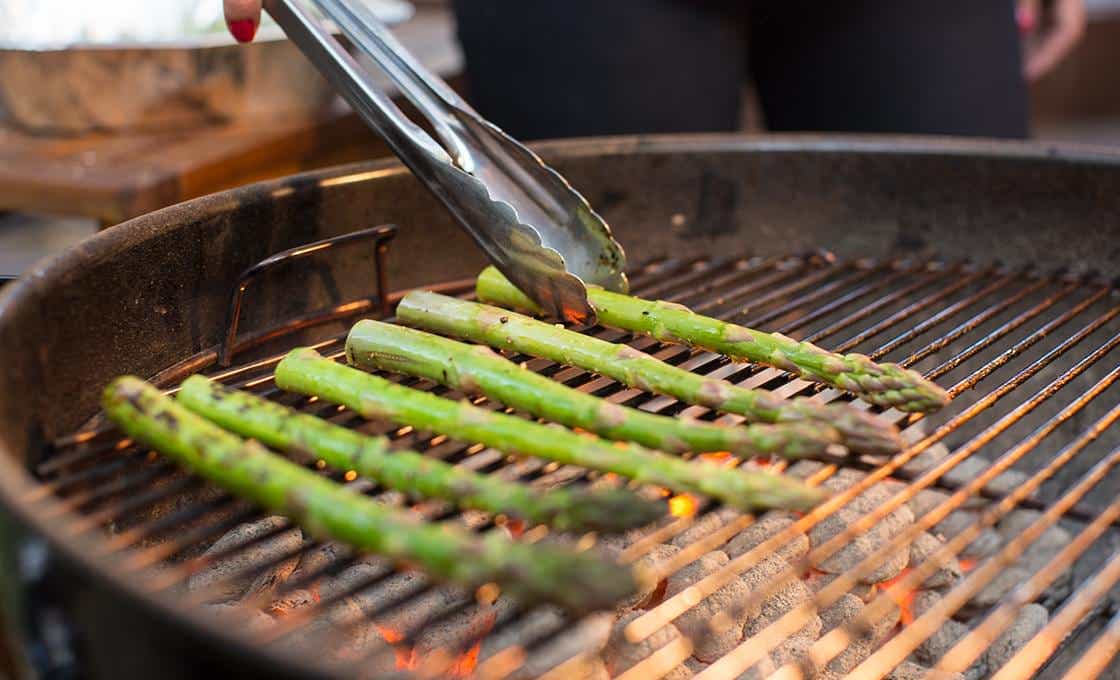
[692,171,738,237]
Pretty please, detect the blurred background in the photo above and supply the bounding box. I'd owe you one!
[1,0,1118,282]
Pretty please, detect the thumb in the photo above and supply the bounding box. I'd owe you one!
[225,0,262,43]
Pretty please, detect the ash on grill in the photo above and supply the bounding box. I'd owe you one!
[39,251,1120,679]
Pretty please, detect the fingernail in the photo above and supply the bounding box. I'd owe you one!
[227,18,258,43]
[1016,6,1037,33]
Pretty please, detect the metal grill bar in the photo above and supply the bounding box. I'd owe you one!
[994,545,1120,680]
[1059,608,1120,680]
[34,251,1120,680]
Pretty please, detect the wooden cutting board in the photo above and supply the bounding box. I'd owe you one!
[0,103,388,228]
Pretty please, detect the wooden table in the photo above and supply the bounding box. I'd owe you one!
[0,7,460,228]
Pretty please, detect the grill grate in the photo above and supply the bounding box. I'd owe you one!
[28,252,1120,679]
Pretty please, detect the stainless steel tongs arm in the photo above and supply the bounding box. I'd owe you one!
[263,0,628,322]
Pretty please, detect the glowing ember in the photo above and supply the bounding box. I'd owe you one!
[374,624,415,670]
[879,568,918,625]
[699,451,738,467]
[375,609,496,678]
[668,494,698,518]
[959,558,978,572]
[496,515,526,539]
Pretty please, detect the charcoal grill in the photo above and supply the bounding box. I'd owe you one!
[2,135,1120,679]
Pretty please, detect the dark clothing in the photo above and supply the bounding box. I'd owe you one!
[451,0,1030,140]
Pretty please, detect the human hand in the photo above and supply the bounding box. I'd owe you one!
[225,0,263,43]
[1018,0,1087,81]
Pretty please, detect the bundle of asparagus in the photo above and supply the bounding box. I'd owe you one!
[103,376,639,614]
[275,349,827,512]
[396,291,903,455]
[177,375,663,533]
[345,319,844,460]
[475,266,948,413]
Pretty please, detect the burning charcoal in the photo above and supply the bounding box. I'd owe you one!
[812,580,899,676]
[742,563,822,678]
[787,460,827,480]
[603,611,692,680]
[911,591,971,668]
[513,613,614,680]
[959,529,1001,561]
[823,598,900,675]
[983,469,1032,497]
[684,657,709,674]
[320,561,394,601]
[942,456,991,489]
[188,516,303,603]
[932,511,1002,560]
[900,442,951,476]
[596,526,655,556]
[982,603,1047,674]
[725,511,808,565]
[970,566,1030,609]
[278,593,390,670]
[808,497,912,584]
[480,606,565,661]
[820,478,915,584]
[289,541,350,584]
[664,550,752,662]
[908,489,951,521]
[909,533,962,590]
[806,571,875,602]
[411,603,502,678]
[971,511,1073,607]
[201,602,275,635]
[821,468,866,492]
[887,661,964,680]
[997,510,1072,552]
[606,543,680,612]
[671,506,743,548]
[820,594,865,634]
[740,553,798,611]
[267,588,317,618]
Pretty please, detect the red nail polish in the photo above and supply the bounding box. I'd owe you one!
[1016,6,1037,33]
[227,18,258,43]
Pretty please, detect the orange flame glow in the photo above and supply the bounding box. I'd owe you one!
[668,494,698,518]
[699,451,739,467]
[375,610,495,678]
[959,558,977,572]
[879,568,918,626]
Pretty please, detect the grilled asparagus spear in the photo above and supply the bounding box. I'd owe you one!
[177,375,663,532]
[475,266,948,413]
[346,319,842,459]
[396,291,902,455]
[275,349,827,512]
[104,376,639,614]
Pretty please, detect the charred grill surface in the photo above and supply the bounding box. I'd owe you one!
[31,252,1120,679]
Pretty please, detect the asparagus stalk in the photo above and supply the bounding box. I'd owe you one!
[275,349,827,512]
[346,319,842,460]
[475,266,948,413]
[397,291,903,455]
[104,376,640,614]
[177,375,663,532]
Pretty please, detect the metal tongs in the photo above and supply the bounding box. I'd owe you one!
[262,0,627,322]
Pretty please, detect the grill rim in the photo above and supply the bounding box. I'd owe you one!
[3,133,1120,679]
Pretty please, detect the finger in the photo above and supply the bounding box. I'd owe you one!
[225,0,262,43]
[1025,0,1086,80]
[1017,0,1041,33]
